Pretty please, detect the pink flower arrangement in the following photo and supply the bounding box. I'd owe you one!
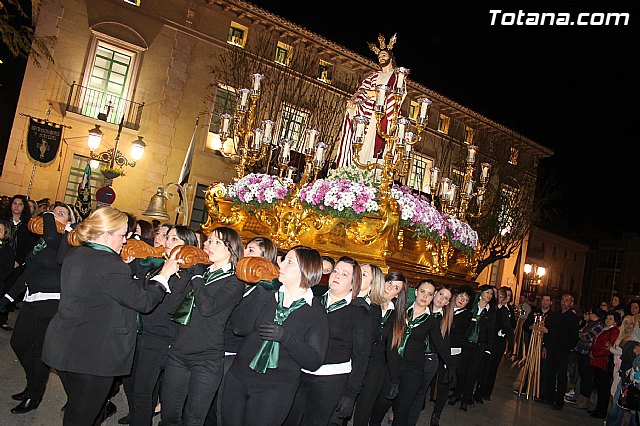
[299,178,379,220]
[390,184,447,241]
[444,214,479,254]
[227,173,289,208]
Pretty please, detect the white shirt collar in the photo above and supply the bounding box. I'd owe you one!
[209,263,232,273]
[279,287,314,306]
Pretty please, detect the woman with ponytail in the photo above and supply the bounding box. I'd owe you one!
[42,207,180,426]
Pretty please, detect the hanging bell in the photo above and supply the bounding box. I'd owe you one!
[142,187,170,220]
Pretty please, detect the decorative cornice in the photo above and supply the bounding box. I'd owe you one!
[208,0,552,157]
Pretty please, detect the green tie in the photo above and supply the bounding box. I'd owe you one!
[322,293,348,313]
[398,306,430,357]
[249,291,307,373]
[468,302,484,344]
[171,266,232,326]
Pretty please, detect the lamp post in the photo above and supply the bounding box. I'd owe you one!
[523,263,546,296]
[87,116,146,178]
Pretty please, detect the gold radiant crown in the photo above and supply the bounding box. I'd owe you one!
[368,33,397,55]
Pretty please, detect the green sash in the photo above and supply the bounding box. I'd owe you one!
[249,291,307,373]
[468,302,487,344]
[82,241,117,254]
[322,293,348,313]
[170,266,233,326]
[398,306,430,357]
[381,309,393,329]
[29,237,47,258]
[257,278,282,291]
[139,257,165,268]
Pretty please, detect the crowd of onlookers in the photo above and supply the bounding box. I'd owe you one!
[514,292,640,424]
[3,191,640,426]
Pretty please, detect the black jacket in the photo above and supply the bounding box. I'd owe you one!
[169,267,244,361]
[42,245,166,376]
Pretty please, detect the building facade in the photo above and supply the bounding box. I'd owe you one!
[1,0,552,286]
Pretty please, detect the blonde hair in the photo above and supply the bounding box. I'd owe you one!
[362,263,386,305]
[74,206,128,243]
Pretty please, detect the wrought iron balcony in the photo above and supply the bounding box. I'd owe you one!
[65,81,145,130]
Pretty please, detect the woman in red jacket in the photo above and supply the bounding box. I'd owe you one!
[588,311,621,419]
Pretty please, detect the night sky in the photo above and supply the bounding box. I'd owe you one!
[250,0,637,237]
[1,0,636,237]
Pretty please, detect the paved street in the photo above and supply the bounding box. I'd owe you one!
[0,309,612,425]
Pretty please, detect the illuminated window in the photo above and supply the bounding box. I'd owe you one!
[409,100,419,122]
[464,126,475,144]
[209,84,236,133]
[228,22,247,48]
[407,153,434,194]
[437,114,450,134]
[317,60,332,83]
[277,103,309,148]
[275,42,292,66]
[123,0,140,5]
[509,146,519,165]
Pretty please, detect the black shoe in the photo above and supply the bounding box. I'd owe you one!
[11,389,28,401]
[11,398,41,414]
[484,395,492,402]
[473,394,483,404]
[460,402,467,411]
[551,402,563,411]
[590,411,605,418]
[117,414,130,424]
[1,324,13,331]
[448,396,460,406]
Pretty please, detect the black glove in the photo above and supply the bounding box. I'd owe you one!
[258,322,286,342]
[441,366,452,384]
[190,263,207,277]
[0,297,10,315]
[334,395,355,419]
[386,383,400,400]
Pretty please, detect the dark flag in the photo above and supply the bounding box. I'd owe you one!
[174,119,199,224]
[74,163,92,220]
[26,118,63,164]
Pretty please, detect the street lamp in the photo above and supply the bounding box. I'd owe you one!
[524,263,546,295]
[88,116,145,170]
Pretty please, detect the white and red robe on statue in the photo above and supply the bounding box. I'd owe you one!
[335,70,404,168]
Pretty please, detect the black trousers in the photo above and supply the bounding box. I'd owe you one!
[353,356,385,426]
[593,366,613,415]
[132,338,169,426]
[160,352,224,426]
[10,299,58,399]
[222,368,299,426]
[407,354,439,426]
[481,336,506,398]
[368,365,393,426]
[204,354,235,426]
[57,370,114,426]
[544,349,570,406]
[284,372,349,426]
[432,354,460,417]
[577,352,595,398]
[453,342,488,404]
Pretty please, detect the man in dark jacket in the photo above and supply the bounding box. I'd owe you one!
[541,293,580,410]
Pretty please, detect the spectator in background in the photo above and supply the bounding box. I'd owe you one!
[36,199,50,214]
[1,196,11,211]
[135,219,154,245]
[610,295,626,318]
[588,311,620,419]
[27,200,38,218]
[573,307,604,409]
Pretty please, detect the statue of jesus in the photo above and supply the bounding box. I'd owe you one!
[335,34,406,168]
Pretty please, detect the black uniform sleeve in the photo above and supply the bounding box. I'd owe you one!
[342,305,372,399]
[427,316,452,367]
[486,307,496,351]
[101,263,166,313]
[231,285,271,336]
[280,301,329,372]
[191,275,244,317]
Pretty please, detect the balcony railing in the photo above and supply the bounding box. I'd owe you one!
[65,81,145,130]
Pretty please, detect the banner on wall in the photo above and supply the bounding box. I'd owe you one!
[26,117,63,164]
